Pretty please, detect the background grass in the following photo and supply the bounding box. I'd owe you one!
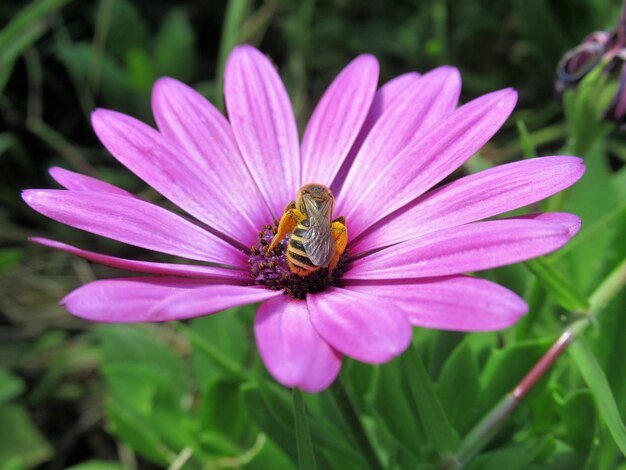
[1,0,625,469]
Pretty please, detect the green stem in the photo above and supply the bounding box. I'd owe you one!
[292,388,317,470]
[446,255,626,468]
[330,378,384,470]
[214,0,250,110]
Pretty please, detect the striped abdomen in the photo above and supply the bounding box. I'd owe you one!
[286,219,319,276]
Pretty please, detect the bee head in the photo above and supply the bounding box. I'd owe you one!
[297,183,334,211]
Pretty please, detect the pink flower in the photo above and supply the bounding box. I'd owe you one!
[23,45,584,392]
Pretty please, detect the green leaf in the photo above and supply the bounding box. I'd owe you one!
[466,440,547,470]
[125,48,155,94]
[214,0,251,108]
[199,379,246,443]
[569,338,626,457]
[187,308,250,384]
[0,248,23,274]
[153,8,197,81]
[515,119,537,159]
[293,388,318,470]
[372,358,423,456]
[401,344,458,456]
[242,383,297,465]
[55,42,133,111]
[105,400,172,466]
[0,368,25,406]
[436,341,481,434]
[0,405,53,468]
[524,258,589,312]
[65,462,126,470]
[242,383,362,468]
[478,338,552,413]
[104,0,150,60]
[557,390,595,453]
[0,0,70,92]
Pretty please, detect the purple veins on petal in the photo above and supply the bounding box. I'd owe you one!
[347,276,528,332]
[91,109,257,248]
[49,167,136,197]
[345,217,575,280]
[335,66,461,214]
[151,77,272,237]
[225,45,301,219]
[307,287,412,364]
[22,189,245,267]
[341,88,518,238]
[331,71,422,193]
[31,237,250,280]
[352,156,585,254]
[254,297,342,392]
[301,54,379,187]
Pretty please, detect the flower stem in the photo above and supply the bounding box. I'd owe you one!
[445,255,626,468]
[292,388,317,470]
[330,378,384,470]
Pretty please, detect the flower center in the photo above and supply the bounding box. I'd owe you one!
[248,224,349,300]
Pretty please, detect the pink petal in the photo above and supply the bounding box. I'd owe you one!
[254,297,342,392]
[515,212,582,237]
[49,167,135,197]
[353,156,585,253]
[151,77,272,244]
[346,217,574,280]
[91,109,252,247]
[225,45,300,219]
[22,190,244,266]
[347,276,527,332]
[342,88,517,238]
[62,277,210,322]
[331,72,422,192]
[301,54,379,186]
[147,284,281,321]
[31,237,249,281]
[307,287,412,363]
[335,66,461,217]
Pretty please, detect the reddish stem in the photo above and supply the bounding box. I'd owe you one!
[511,330,575,402]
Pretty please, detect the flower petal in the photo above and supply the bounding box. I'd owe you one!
[225,45,300,218]
[301,54,379,186]
[331,72,421,192]
[91,109,251,247]
[515,212,582,237]
[335,66,461,217]
[49,167,135,197]
[255,297,342,392]
[62,277,209,322]
[22,190,244,266]
[152,77,272,242]
[347,276,527,332]
[31,237,249,280]
[352,156,585,253]
[307,287,412,363]
[346,217,574,280]
[342,88,517,238]
[147,284,281,321]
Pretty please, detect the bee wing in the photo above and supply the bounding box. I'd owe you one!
[302,195,335,267]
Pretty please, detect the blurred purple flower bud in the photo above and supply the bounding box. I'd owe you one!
[556,32,608,92]
[556,1,626,128]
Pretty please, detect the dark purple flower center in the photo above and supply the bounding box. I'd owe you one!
[248,224,348,300]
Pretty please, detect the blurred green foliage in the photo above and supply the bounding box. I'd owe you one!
[1,0,625,469]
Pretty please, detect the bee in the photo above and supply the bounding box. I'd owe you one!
[266,183,347,277]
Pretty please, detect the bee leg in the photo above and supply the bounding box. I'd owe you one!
[266,202,306,254]
[328,217,348,279]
